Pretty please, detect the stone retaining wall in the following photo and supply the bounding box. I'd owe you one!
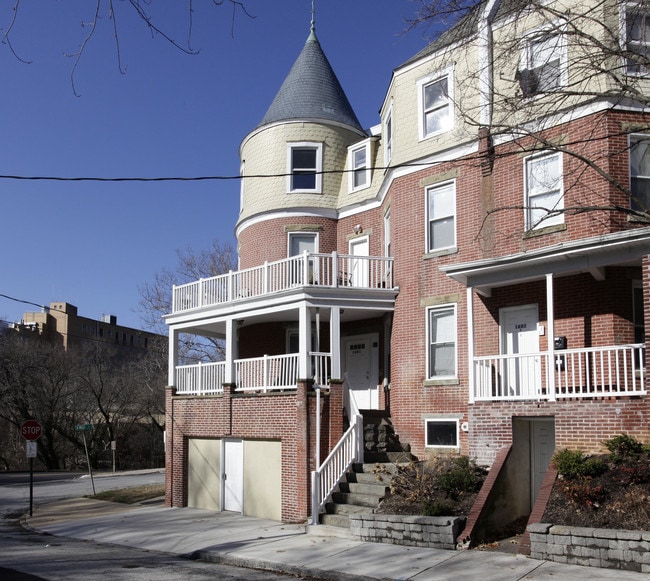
[349,514,465,550]
[528,523,650,573]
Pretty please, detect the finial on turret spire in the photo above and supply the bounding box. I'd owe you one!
[311,0,316,33]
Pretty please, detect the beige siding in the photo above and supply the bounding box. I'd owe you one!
[187,438,221,511]
[243,439,282,521]
[239,122,362,225]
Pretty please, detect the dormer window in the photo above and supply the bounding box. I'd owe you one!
[418,68,453,140]
[384,104,393,164]
[519,31,566,97]
[287,142,323,193]
[348,140,372,192]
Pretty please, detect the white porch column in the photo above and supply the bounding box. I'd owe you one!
[467,287,475,404]
[330,306,341,379]
[299,304,311,378]
[546,273,556,402]
[168,327,179,386]
[225,318,238,384]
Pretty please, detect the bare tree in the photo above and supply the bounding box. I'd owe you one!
[0,334,82,469]
[2,1,254,95]
[406,0,650,243]
[74,342,167,468]
[138,239,237,362]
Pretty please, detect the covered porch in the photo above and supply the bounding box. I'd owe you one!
[165,262,397,396]
[441,228,650,403]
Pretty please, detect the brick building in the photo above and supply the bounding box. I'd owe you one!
[12,301,163,359]
[164,1,650,526]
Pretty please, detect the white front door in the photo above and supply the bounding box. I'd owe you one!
[344,333,379,410]
[223,439,243,513]
[500,305,541,397]
[349,236,369,287]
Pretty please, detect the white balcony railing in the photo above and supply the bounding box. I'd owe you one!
[174,352,332,396]
[172,251,394,313]
[175,361,226,396]
[473,344,645,402]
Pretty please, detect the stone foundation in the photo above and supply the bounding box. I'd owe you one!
[528,523,650,573]
[349,514,465,550]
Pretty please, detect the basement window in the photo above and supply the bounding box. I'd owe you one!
[425,419,459,448]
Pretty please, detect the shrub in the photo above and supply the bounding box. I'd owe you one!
[562,481,607,508]
[436,456,485,500]
[603,433,644,462]
[551,448,607,480]
[422,499,453,516]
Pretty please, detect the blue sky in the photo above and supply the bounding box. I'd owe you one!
[0,1,429,330]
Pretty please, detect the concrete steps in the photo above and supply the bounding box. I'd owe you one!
[317,413,416,529]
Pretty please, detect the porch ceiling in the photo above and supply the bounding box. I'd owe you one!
[166,285,397,338]
[440,227,650,295]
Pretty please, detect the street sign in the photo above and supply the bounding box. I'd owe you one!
[26,441,37,458]
[21,419,42,441]
[75,423,93,431]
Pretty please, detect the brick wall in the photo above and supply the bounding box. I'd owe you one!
[165,380,338,523]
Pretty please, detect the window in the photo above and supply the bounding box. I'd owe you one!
[427,304,456,379]
[418,71,452,139]
[629,134,650,212]
[525,152,563,230]
[287,143,322,193]
[348,141,371,192]
[519,32,565,96]
[384,106,393,164]
[384,208,391,257]
[425,419,459,448]
[625,6,650,74]
[633,282,645,344]
[426,181,456,252]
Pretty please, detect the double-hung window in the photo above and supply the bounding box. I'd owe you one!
[426,181,456,252]
[288,143,322,193]
[418,70,453,139]
[384,105,393,164]
[625,6,650,74]
[629,134,650,212]
[427,304,456,380]
[520,31,565,96]
[348,140,371,192]
[524,152,563,230]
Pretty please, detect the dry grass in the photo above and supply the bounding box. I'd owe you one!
[89,483,165,504]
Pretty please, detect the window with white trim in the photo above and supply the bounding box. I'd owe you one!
[427,304,456,379]
[418,70,453,139]
[384,105,393,164]
[426,181,456,252]
[524,151,564,230]
[384,207,391,257]
[348,141,371,192]
[519,31,566,96]
[625,6,650,74]
[287,143,322,193]
[425,419,459,448]
[629,134,650,212]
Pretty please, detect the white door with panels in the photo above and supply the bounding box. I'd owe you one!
[344,333,379,410]
[223,439,243,513]
[500,305,541,398]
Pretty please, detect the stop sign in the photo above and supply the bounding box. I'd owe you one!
[21,420,42,441]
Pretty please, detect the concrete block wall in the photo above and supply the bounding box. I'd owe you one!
[528,523,650,573]
[349,514,465,550]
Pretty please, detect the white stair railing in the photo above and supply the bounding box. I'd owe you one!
[310,377,363,525]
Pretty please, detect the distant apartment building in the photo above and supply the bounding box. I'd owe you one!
[11,301,163,358]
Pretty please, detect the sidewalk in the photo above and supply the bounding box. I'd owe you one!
[24,499,648,581]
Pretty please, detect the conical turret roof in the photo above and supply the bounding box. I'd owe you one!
[257,30,363,132]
